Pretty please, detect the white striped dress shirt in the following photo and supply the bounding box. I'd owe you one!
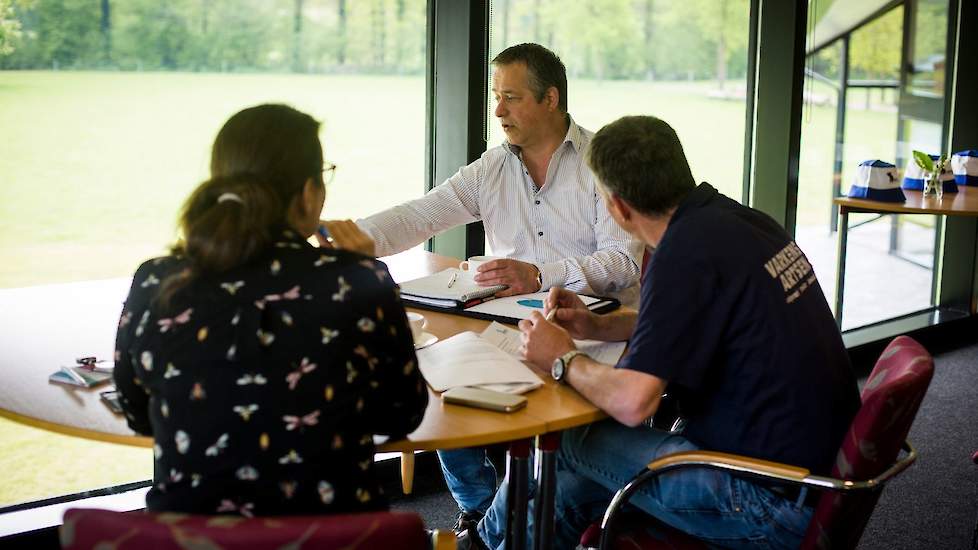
[357,118,643,306]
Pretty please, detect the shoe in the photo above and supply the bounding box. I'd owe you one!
[456,524,489,550]
[452,510,484,536]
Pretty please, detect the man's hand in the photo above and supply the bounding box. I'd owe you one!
[518,311,576,373]
[543,287,599,340]
[473,259,541,296]
[318,220,376,257]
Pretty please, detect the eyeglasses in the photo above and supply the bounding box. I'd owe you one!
[322,162,337,185]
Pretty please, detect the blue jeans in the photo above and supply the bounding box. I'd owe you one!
[477,420,813,550]
[437,448,499,515]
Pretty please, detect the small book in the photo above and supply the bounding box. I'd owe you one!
[49,366,113,388]
[399,268,506,308]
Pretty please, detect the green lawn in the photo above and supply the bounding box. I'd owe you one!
[0,70,900,507]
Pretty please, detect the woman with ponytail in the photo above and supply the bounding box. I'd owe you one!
[113,104,427,517]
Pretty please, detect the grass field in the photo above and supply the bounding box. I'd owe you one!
[0,70,904,507]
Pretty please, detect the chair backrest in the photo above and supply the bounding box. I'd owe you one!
[801,335,934,549]
[60,508,431,550]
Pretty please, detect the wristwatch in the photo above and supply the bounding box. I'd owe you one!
[552,350,587,384]
[535,268,544,292]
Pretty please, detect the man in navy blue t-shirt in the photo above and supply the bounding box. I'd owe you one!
[487,115,860,550]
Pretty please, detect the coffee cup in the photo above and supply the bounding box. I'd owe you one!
[407,312,427,342]
[458,255,500,277]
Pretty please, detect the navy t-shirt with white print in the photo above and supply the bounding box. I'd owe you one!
[618,183,860,475]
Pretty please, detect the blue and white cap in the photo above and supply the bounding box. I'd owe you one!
[902,154,958,193]
[848,160,904,202]
[951,150,978,186]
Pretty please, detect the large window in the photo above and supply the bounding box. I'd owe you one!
[0,0,426,508]
[795,6,936,330]
[486,0,751,205]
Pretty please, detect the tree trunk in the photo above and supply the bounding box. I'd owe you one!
[643,0,654,79]
[201,0,210,34]
[373,0,385,67]
[395,0,405,67]
[500,0,509,48]
[292,0,304,72]
[100,0,111,64]
[337,0,347,65]
[715,0,728,90]
[533,0,541,42]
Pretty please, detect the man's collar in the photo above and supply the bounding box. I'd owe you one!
[503,114,580,156]
[670,183,719,223]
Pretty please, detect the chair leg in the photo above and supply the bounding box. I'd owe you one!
[401,451,415,495]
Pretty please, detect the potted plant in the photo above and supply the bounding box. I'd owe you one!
[912,150,948,198]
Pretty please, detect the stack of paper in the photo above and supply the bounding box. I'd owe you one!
[415,322,628,395]
[416,331,543,393]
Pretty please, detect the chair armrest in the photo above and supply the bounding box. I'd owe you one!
[646,450,811,483]
[431,529,456,550]
[597,442,917,549]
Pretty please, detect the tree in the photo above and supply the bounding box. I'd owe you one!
[0,0,24,56]
[99,0,110,63]
[292,0,303,72]
[337,0,347,65]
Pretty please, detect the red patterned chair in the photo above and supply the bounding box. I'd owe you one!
[580,335,934,550]
[60,508,455,550]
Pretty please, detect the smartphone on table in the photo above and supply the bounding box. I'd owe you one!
[441,386,527,413]
[100,389,124,414]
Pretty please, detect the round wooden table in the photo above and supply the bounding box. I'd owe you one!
[0,248,606,550]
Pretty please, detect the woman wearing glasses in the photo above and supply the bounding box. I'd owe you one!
[113,104,427,516]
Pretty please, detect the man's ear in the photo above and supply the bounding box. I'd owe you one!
[545,86,560,111]
[607,192,633,223]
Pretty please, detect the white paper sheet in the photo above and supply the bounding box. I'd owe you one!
[466,292,601,321]
[416,331,543,392]
[480,321,627,366]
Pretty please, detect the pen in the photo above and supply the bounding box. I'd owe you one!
[545,305,559,322]
[317,224,333,243]
[447,271,458,288]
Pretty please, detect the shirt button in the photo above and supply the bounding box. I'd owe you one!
[538,231,543,237]
[534,200,540,205]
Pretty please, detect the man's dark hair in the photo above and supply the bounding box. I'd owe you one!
[492,43,568,113]
[587,116,696,216]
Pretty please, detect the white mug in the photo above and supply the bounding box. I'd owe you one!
[458,255,500,276]
[407,312,427,341]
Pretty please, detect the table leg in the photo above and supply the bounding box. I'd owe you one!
[399,451,415,494]
[532,432,560,550]
[504,438,531,550]
[835,208,849,327]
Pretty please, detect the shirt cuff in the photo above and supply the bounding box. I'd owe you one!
[537,262,565,291]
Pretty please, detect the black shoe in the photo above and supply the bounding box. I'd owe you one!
[452,510,484,536]
[456,525,489,550]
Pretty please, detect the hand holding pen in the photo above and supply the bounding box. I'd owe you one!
[316,220,376,257]
[542,287,596,340]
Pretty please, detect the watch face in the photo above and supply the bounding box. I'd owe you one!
[551,359,564,381]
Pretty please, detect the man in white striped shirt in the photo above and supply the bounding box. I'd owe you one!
[356,43,643,542]
[356,44,642,304]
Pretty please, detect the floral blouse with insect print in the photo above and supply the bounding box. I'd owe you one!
[113,227,428,517]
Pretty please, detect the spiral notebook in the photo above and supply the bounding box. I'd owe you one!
[398,268,506,308]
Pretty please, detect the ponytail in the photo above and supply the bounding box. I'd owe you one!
[157,174,284,309]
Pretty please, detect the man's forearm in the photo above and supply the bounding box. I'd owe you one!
[593,308,639,342]
[565,356,664,427]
